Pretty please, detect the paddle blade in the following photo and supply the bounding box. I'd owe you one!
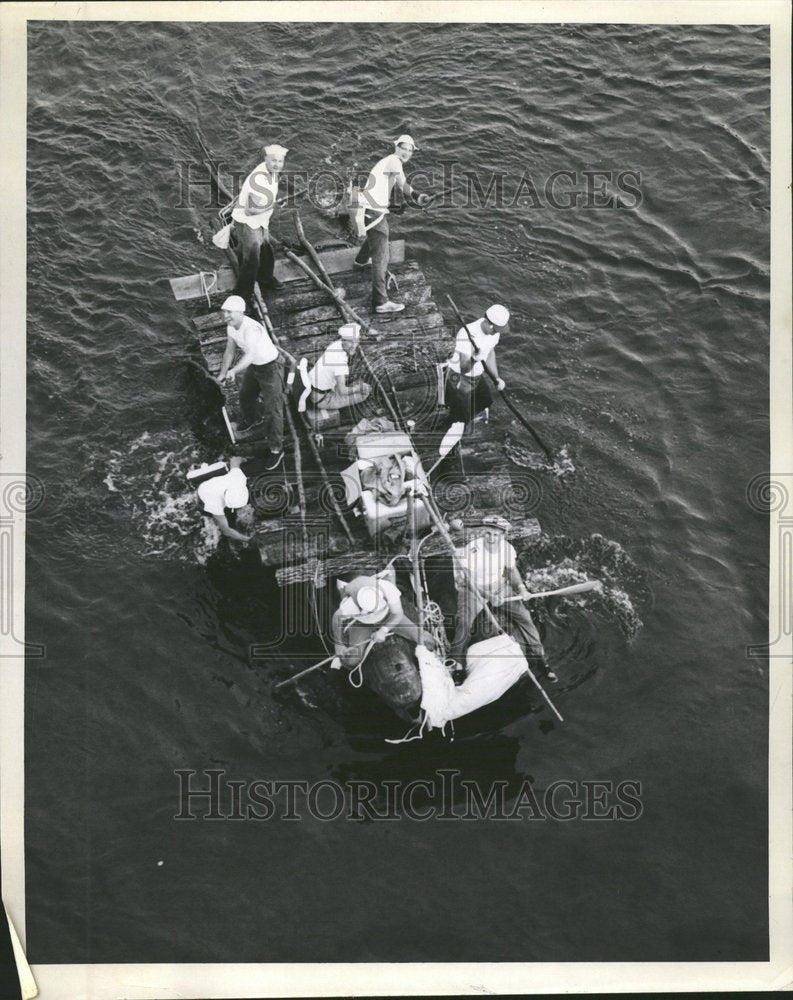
[439,421,465,457]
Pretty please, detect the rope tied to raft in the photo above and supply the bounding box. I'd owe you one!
[347,633,381,689]
[199,270,217,309]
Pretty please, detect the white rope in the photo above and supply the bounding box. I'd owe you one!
[199,270,217,310]
[384,710,429,745]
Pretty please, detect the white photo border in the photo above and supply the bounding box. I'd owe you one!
[1,1,790,996]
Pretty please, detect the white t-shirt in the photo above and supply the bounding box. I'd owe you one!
[310,339,349,391]
[447,318,500,377]
[360,153,407,213]
[197,467,248,517]
[228,316,278,366]
[460,535,517,600]
[231,162,280,230]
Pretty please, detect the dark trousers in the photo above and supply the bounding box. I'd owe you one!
[447,373,493,427]
[232,221,275,308]
[450,588,545,665]
[239,358,284,450]
[354,213,390,307]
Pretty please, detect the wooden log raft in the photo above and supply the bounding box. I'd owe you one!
[275,519,542,586]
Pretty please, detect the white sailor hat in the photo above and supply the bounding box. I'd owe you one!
[263,143,289,157]
[485,304,510,327]
[340,585,390,625]
[481,514,511,532]
[339,322,361,341]
[394,134,419,150]
[221,295,247,313]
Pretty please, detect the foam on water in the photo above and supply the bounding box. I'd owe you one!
[518,532,644,638]
[103,429,224,564]
[505,435,576,478]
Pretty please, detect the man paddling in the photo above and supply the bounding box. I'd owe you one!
[353,134,432,315]
[446,303,509,431]
[195,458,253,543]
[218,295,284,471]
[307,322,371,411]
[231,142,289,310]
[449,515,556,682]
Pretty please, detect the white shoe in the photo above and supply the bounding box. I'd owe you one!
[375,300,405,314]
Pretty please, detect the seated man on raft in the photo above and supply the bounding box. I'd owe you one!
[449,514,557,682]
[307,322,371,411]
[332,573,433,670]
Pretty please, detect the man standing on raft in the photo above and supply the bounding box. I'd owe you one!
[231,142,289,311]
[354,134,433,315]
[446,303,509,431]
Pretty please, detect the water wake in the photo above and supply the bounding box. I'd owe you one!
[519,532,644,638]
[103,430,225,564]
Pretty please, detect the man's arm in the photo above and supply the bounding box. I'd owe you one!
[482,350,505,390]
[398,172,431,208]
[212,513,252,543]
[240,171,278,216]
[218,335,237,381]
[225,349,256,382]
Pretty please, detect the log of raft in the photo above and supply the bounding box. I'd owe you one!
[274,519,542,586]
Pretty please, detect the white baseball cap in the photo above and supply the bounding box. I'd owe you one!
[486,304,510,327]
[264,144,289,157]
[394,134,419,150]
[221,295,247,313]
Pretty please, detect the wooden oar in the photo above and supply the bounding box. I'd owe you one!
[274,652,338,690]
[503,580,602,602]
[445,294,554,462]
[274,635,375,690]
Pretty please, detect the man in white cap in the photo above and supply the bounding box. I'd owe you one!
[307,322,372,411]
[231,143,289,310]
[449,515,556,681]
[196,457,253,543]
[446,303,510,431]
[353,135,432,315]
[219,295,284,470]
[331,573,431,669]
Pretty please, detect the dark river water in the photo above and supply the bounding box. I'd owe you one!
[24,20,769,964]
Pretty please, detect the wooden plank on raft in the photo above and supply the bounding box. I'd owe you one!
[190,283,435,340]
[269,268,427,315]
[275,519,542,585]
[169,241,406,301]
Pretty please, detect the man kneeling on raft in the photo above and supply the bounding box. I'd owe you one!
[332,573,434,670]
[195,457,253,543]
[307,323,371,410]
